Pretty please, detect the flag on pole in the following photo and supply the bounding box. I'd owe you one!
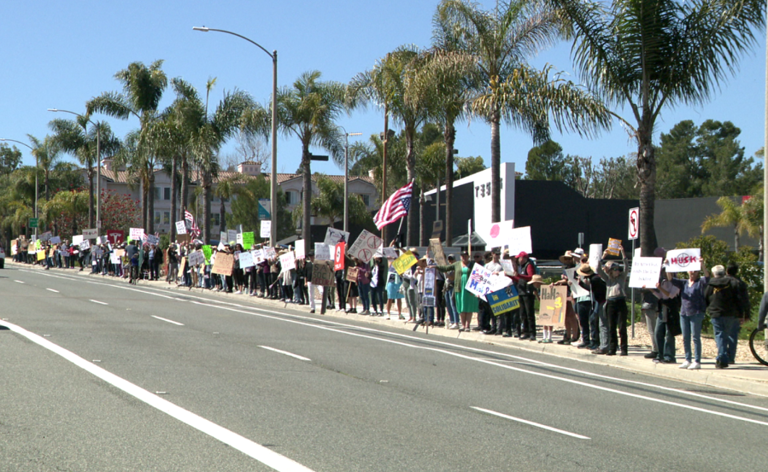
[184,210,201,237]
[373,181,413,230]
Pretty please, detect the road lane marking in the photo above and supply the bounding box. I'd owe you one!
[259,345,311,362]
[90,299,108,305]
[471,407,590,440]
[14,280,24,284]
[151,315,184,326]
[47,288,59,293]
[0,319,314,472]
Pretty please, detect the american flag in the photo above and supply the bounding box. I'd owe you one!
[373,181,413,230]
[184,210,201,237]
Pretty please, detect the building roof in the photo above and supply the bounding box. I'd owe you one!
[97,167,374,186]
[276,173,375,185]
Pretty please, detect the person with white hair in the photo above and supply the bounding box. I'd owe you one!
[705,264,742,369]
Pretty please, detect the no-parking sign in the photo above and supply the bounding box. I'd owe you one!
[628,207,639,240]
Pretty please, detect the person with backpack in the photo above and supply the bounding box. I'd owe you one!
[513,251,537,341]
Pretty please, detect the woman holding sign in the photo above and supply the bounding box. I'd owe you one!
[436,251,478,332]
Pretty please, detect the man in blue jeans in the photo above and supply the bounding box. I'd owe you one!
[705,265,742,369]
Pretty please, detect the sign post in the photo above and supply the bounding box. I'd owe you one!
[628,207,639,338]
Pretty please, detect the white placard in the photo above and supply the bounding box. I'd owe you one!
[464,263,512,302]
[79,239,91,251]
[82,228,98,239]
[663,248,701,273]
[146,234,159,246]
[383,247,398,259]
[236,232,244,246]
[589,244,603,271]
[97,236,108,245]
[176,221,187,235]
[506,226,532,256]
[220,231,227,243]
[294,239,306,260]
[226,229,237,244]
[72,235,84,246]
[110,252,121,265]
[129,228,144,241]
[40,231,52,242]
[279,251,296,272]
[238,250,255,269]
[260,221,272,239]
[314,243,331,261]
[50,236,61,244]
[629,257,663,288]
[347,229,382,263]
[485,219,515,248]
[251,249,265,265]
[565,268,590,298]
[323,227,350,246]
[188,250,205,267]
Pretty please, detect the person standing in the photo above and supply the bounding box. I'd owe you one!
[385,257,405,320]
[513,252,537,341]
[668,262,709,370]
[437,251,478,332]
[705,264,742,369]
[726,263,751,364]
[597,246,629,356]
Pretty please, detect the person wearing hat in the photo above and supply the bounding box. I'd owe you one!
[555,251,581,345]
[598,245,629,356]
[512,251,538,340]
[577,263,607,351]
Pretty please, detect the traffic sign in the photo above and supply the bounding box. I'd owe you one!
[628,207,639,240]
[29,218,38,229]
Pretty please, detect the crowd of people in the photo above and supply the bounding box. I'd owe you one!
[10,235,753,367]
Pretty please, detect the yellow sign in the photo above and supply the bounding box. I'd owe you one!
[537,284,568,327]
[606,238,622,257]
[37,250,46,261]
[392,251,418,275]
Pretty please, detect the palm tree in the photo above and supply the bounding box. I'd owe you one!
[43,190,88,237]
[26,135,61,202]
[702,196,763,257]
[547,0,764,256]
[88,60,168,233]
[213,174,247,233]
[277,71,346,255]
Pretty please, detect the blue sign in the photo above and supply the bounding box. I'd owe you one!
[487,285,520,316]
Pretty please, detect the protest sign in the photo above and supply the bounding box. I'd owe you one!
[347,229,382,263]
[264,247,277,259]
[175,221,187,235]
[346,266,359,283]
[146,234,159,246]
[236,233,244,247]
[72,235,83,246]
[219,231,227,243]
[294,239,306,260]
[589,244,603,271]
[79,239,91,251]
[464,263,512,301]
[382,247,398,259]
[129,228,144,241]
[501,260,516,277]
[488,285,520,316]
[177,257,186,278]
[422,267,437,307]
[110,252,121,265]
[97,236,108,245]
[311,261,335,286]
[201,245,212,264]
[564,268,590,298]
[226,229,237,244]
[211,253,234,276]
[279,251,296,272]
[486,219,515,248]
[324,227,350,246]
[628,257,663,288]
[50,236,61,244]
[37,251,45,261]
[242,232,255,250]
[537,284,568,327]
[251,249,265,265]
[663,248,701,273]
[40,231,52,242]
[188,250,205,267]
[428,238,447,266]
[606,238,623,256]
[260,221,271,239]
[107,230,124,245]
[333,242,345,271]
[315,243,331,261]
[82,228,98,239]
[392,251,417,275]
[507,226,532,256]
[238,250,255,269]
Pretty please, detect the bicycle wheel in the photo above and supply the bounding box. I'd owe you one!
[749,328,768,366]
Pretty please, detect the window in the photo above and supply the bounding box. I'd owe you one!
[154,211,161,225]
[163,212,170,225]
[164,187,171,200]
[212,213,220,226]
[356,193,370,206]
[285,191,299,205]
[153,186,161,200]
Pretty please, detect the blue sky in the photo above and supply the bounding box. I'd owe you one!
[2,1,766,178]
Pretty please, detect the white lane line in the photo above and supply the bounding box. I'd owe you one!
[90,299,108,306]
[0,319,314,472]
[471,406,590,440]
[47,288,59,293]
[259,345,311,362]
[14,280,25,284]
[151,315,184,326]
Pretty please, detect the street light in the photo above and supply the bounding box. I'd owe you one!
[193,26,278,247]
[0,138,37,238]
[339,128,362,233]
[47,108,101,230]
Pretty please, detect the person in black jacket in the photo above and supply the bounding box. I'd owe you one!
[705,265,742,368]
[726,263,750,364]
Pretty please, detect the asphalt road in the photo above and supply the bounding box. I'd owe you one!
[2,266,768,471]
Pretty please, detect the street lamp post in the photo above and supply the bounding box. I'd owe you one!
[48,109,101,230]
[0,138,36,238]
[340,129,362,233]
[193,26,278,247]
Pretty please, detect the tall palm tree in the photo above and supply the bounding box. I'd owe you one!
[26,135,61,202]
[88,60,168,233]
[213,174,247,233]
[277,71,346,255]
[43,190,88,238]
[702,196,763,257]
[547,0,764,256]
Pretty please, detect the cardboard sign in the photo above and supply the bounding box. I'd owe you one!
[260,221,271,239]
[664,248,701,273]
[333,242,346,271]
[507,226,532,256]
[347,229,382,263]
[82,228,98,240]
[279,251,296,272]
[238,250,255,269]
[628,257,663,288]
[311,261,335,286]
[175,221,187,235]
[178,257,186,278]
[37,251,46,261]
[294,239,306,260]
[323,227,350,246]
[392,251,418,275]
[589,244,603,271]
[537,284,568,327]
[315,243,331,261]
[346,266,359,283]
[606,238,622,257]
[428,238,447,266]
[488,285,520,316]
[129,228,144,241]
[211,253,234,276]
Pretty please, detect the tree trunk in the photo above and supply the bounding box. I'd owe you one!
[381,110,389,245]
[203,172,212,243]
[734,225,740,252]
[405,126,417,247]
[170,154,178,241]
[220,198,226,233]
[419,186,425,246]
[491,110,501,224]
[141,179,148,233]
[45,170,50,202]
[302,146,312,256]
[181,153,189,213]
[88,164,95,228]
[148,171,156,235]
[636,121,658,257]
[444,120,456,245]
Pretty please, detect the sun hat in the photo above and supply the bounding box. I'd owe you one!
[517,251,529,259]
[527,274,544,284]
[577,263,594,276]
[558,251,575,264]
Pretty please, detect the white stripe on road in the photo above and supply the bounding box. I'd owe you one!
[258,345,311,362]
[0,319,314,472]
[151,315,184,326]
[90,299,108,305]
[471,406,590,440]
[47,288,59,293]
[14,280,24,284]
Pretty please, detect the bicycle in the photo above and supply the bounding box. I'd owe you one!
[748,328,768,366]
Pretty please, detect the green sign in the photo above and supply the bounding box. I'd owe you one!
[202,245,212,264]
[242,232,255,250]
[29,218,38,229]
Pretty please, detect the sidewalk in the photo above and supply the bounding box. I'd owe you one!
[9,261,768,397]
